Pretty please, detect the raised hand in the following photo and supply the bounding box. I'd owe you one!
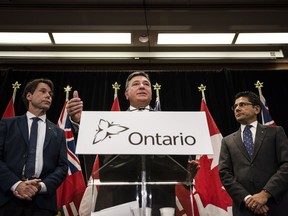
[66,90,83,123]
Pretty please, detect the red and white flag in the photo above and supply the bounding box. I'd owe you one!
[79,96,121,215]
[2,98,15,119]
[176,99,233,216]
[57,100,86,216]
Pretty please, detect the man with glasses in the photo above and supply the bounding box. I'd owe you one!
[219,91,288,216]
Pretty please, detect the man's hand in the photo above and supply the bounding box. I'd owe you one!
[14,179,42,200]
[66,90,83,123]
[245,190,270,215]
[187,160,200,181]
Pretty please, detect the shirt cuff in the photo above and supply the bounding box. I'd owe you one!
[244,194,252,202]
[11,181,22,192]
[39,182,47,193]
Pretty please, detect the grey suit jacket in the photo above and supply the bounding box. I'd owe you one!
[0,115,68,213]
[219,123,288,216]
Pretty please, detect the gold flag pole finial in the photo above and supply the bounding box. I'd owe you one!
[12,81,21,103]
[112,82,121,98]
[153,82,161,99]
[64,85,72,100]
[255,80,264,96]
[198,84,206,101]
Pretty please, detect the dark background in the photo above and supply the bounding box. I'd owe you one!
[1,68,287,179]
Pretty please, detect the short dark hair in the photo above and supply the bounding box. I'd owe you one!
[234,91,262,111]
[125,71,151,90]
[22,78,54,109]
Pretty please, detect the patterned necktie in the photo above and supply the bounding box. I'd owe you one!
[243,125,254,158]
[24,117,40,179]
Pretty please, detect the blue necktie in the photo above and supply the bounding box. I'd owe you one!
[243,125,254,158]
[25,117,40,179]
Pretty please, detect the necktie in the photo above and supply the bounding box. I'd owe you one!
[25,117,40,179]
[243,125,254,158]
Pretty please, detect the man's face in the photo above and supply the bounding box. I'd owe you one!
[233,96,260,124]
[26,82,53,113]
[125,75,152,107]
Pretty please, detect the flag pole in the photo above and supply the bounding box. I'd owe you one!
[112,82,120,99]
[64,85,72,101]
[254,80,264,97]
[153,82,161,99]
[12,81,21,103]
[198,83,206,102]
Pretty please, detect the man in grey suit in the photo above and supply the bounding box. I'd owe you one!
[219,91,288,216]
[0,78,68,216]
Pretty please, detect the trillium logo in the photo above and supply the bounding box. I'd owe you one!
[93,119,129,144]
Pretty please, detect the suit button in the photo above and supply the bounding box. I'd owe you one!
[23,154,27,158]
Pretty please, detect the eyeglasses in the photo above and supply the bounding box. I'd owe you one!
[231,102,253,110]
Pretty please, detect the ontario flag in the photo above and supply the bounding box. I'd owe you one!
[176,99,233,216]
[1,98,15,119]
[259,94,276,126]
[78,96,121,215]
[57,100,86,216]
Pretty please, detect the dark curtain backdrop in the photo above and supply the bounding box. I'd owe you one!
[1,68,287,180]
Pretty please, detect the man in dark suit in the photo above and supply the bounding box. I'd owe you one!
[0,78,68,216]
[67,71,199,216]
[219,91,288,216]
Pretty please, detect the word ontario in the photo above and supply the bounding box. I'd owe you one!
[128,132,196,146]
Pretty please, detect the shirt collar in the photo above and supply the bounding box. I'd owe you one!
[241,121,258,132]
[26,111,46,122]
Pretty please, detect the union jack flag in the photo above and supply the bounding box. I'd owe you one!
[57,100,86,216]
[259,94,276,126]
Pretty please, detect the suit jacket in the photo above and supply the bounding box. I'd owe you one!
[219,123,288,216]
[0,115,68,213]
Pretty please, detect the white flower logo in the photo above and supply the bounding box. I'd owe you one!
[93,119,129,144]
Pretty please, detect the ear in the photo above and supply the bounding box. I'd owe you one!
[124,90,129,100]
[254,105,261,115]
[26,92,32,101]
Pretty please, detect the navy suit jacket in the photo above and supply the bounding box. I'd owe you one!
[0,115,68,213]
[219,123,288,216]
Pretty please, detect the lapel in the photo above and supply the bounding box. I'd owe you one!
[43,119,54,149]
[18,115,29,146]
[251,123,266,161]
[233,128,251,161]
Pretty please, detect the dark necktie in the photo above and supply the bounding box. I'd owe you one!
[25,117,40,179]
[243,125,254,158]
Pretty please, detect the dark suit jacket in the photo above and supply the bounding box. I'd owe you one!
[219,123,288,216]
[0,115,68,213]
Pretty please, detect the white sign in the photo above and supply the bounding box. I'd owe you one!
[76,111,213,155]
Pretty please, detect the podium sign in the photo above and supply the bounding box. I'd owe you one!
[76,111,213,155]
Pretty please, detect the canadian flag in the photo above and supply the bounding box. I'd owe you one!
[176,99,233,216]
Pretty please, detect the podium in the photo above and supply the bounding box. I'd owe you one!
[76,111,213,215]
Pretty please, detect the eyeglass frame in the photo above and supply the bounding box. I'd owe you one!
[231,102,254,111]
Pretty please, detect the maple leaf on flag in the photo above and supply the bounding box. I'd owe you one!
[191,99,232,216]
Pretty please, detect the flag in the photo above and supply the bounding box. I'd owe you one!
[259,94,276,126]
[194,99,232,215]
[57,100,86,216]
[176,99,233,216]
[79,96,121,215]
[2,98,15,119]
